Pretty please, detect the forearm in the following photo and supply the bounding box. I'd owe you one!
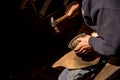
[89,36,119,56]
[88,8,120,56]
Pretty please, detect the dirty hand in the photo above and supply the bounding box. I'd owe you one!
[73,35,93,55]
[65,2,80,17]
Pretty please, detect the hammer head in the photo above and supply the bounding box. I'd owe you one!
[50,16,60,33]
[50,17,57,27]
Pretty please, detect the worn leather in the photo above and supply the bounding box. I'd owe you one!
[52,32,101,69]
[52,50,101,69]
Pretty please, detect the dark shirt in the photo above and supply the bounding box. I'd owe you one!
[82,0,120,57]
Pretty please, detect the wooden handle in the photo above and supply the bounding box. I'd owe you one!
[56,14,69,24]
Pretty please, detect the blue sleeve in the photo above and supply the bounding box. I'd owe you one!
[89,8,120,56]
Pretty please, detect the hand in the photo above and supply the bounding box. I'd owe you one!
[73,35,93,55]
[65,2,80,17]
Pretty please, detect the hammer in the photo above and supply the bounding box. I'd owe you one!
[50,14,69,33]
[50,3,79,33]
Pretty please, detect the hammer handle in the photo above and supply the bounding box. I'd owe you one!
[56,14,69,24]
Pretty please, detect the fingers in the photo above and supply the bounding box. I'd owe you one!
[74,41,85,52]
[81,49,86,53]
[74,45,86,54]
[74,42,82,52]
[73,42,92,55]
[66,3,79,16]
[74,47,92,55]
[72,34,92,54]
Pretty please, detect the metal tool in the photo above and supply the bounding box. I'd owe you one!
[50,3,80,33]
[50,14,69,33]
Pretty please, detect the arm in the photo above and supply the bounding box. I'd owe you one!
[74,8,120,57]
[89,8,120,56]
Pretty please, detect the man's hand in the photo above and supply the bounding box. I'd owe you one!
[73,35,93,55]
[65,2,80,17]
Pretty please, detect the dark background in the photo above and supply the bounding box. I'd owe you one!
[2,0,84,80]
